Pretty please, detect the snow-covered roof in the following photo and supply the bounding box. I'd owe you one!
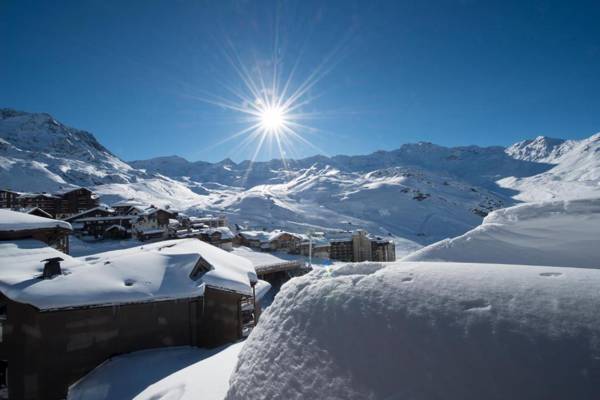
[231,246,301,269]
[54,186,92,195]
[238,230,269,242]
[0,209,71,232]
[201,226,235,240]
[64,206,114,221]
[18,207,52,217]
[0,238,257,310]
[17,192,60,199]
[105,224,128,232]
[238,229,304,243]
[136,228,165,235]
[76,216,135,222]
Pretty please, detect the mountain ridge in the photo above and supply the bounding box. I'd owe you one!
[2,108,598,251]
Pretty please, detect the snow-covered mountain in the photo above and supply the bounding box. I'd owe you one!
[0,109,145,191]
[2,108,598,248]
[499,133,600,201]
[505,135,573,162]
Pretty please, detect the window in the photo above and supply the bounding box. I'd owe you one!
[190,257,212,279]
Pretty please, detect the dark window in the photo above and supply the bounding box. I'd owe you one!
[190,257,212,279]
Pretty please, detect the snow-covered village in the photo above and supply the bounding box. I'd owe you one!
[2,1,600,399]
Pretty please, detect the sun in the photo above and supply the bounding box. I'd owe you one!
[258,104,287,133]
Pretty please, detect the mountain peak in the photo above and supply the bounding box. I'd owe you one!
[506,136,568,163]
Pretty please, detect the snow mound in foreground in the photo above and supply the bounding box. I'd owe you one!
[69,343,243,400]
[402,198,600,269]
[227,262,600,400]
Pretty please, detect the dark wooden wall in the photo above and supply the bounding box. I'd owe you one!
[1,286,243,400]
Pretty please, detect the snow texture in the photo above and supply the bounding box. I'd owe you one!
[500,133,600,202]
[227,261,600,400]
[0,209,72,231]
[403,198,600,269]
[231,246,303,269]
[0,238,256,310]
[68,342,243,400]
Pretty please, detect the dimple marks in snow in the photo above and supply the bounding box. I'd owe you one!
[460,299,491,312]
[540,272,563,277]
[124,279,135,287]
[401,277,413,283]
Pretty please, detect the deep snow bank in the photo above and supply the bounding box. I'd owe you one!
[402,198,600,268]
[227,262,600,400]
[69,343,243,400]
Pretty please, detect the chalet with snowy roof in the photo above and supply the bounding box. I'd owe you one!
[235,230,269,249]
[236,230,305,252]
[17,192,60,216]
[0,187,99,218]
[268,231,305,252]
[0,238,258,400]
[133,207,178,241]
[232,246,307,284]
[54,187,99,218]
[198,227,235,251]
[187,215,227,229]
[0,209,71,253]
[111,199,148,215]
[76,215,134,239]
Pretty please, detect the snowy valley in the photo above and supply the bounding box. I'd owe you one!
[4,108,599,250]
[2,108,600,400]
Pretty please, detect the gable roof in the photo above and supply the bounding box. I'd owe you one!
[63,206,114,222]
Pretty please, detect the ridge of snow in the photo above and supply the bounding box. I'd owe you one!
[402,198,600,269]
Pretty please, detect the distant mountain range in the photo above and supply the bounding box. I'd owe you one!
[1,108,598,250]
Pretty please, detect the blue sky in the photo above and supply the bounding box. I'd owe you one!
[2,0,600,162]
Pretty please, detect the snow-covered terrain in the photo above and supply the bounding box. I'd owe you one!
[68,343,243,400]
[2,108,599,246]
[227,261,600,400]
[403,198,600,269]
[500,133,600,201]
[0,109,147,191]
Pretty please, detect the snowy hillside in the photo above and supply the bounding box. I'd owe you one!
[0,109,145,191]
[228,261,600,400]
[2,108,599,245]
[203,165,507,244]
[403,198,600,268]
[500,133,600,201]
[505,135,573,162]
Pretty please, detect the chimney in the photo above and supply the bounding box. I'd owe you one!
[41,257,64,279]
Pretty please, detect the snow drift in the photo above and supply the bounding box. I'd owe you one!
[69,343,243,400]
[227,262,600,400]
[402,198,600,269]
